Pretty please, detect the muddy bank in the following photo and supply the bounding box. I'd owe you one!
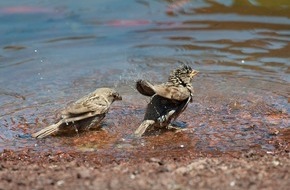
[1,125,290,190]
[1,73,289,190]
[1,78,289,189]
[1,144,290,190]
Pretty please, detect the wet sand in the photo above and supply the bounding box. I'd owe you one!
[1,89,289,189]
[1,135,289,190]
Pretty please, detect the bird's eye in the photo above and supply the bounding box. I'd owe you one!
[112,93,122,100]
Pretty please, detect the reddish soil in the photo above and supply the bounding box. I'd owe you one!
[1,86,289,190]
[1,130,289,190]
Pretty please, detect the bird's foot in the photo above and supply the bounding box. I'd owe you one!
[167,121,188,132]
[167,125,188,133]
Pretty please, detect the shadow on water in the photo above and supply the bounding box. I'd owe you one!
[0,0,289,159]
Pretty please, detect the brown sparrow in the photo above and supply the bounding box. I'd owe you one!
[134,65,198,137]
[32,88,122,138]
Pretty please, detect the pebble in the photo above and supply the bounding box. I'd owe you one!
[130,174,136,179]
[272,160,280,166]
[77,168,91,179]
[56,180,65,186]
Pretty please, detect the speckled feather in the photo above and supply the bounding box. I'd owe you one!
[136,64,196,100]
[134,65,198,137]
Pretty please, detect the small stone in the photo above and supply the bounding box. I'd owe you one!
[272,160,280,166]
[149,157,160,162]
[48,165,58,169]
[130,174,136,179]
[56,180,65,186]
[76,168,91,179]
[268,129,279,136]
[220,166,228,171]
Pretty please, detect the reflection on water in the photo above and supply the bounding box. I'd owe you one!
[0,0,289,155]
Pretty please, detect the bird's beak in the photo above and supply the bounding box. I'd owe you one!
[190,70,199,78]
[115,94,122,101]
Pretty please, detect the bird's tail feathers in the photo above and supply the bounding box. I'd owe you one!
[136,80,155,96]
[31,121,62,139]
[134,120,155,137]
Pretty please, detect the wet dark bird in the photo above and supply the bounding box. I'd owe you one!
[32,88,122,138]
[134,65,198,137]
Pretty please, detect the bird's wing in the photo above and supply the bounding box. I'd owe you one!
[153,84,191,101]
[171,96,191,121]
[136,80,155,96]
[136,80,191,101]
[61,92,109,116]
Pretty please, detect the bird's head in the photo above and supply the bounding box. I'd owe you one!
[98,88,122,102]
[169,64,198,86]
[111,91,122,101]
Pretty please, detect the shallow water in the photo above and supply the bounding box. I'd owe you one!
[0,0,289,155]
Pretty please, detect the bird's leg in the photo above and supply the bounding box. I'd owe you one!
[72,124,79,137]
[168,120,188,132]
[167,124,188,132]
